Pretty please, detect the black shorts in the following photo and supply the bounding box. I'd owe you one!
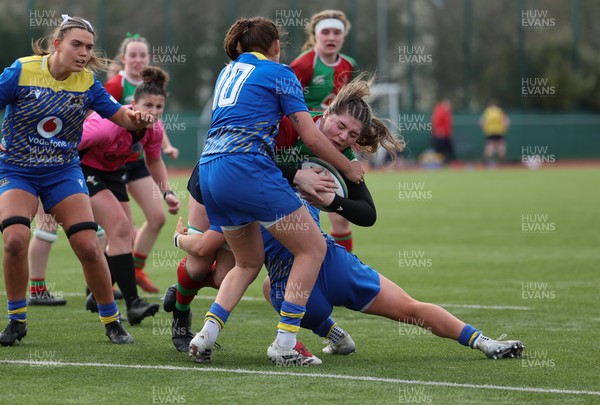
[122,159,150,183]
[486,135,505,142]
[81,164,129,202]
[187,162,204,205]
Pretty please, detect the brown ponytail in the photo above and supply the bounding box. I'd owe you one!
[223,17,284,60]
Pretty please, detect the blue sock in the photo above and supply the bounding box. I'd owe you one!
[458,324,481,348]
[8,299,27,322]
[277,301,305,334]
[97,301,120,324]
[205,302,230,330]
[313,317,336,338]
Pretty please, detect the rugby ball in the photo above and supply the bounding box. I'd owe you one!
[300,157,348,211]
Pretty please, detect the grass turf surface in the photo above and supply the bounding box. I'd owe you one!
[0,166,598,404]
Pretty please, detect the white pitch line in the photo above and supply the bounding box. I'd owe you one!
[1,359,597,397]
[3,291,532,310]
[438,303,531,311]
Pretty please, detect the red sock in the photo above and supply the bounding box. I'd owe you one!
[175,257,205,311]
[132,252,147,271]
[30,278,47,294]
[331,231,353,252]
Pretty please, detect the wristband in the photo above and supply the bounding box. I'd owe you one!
[163,190,176,200]
[174,233,182,248]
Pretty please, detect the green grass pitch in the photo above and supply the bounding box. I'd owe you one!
[0,167,598,404]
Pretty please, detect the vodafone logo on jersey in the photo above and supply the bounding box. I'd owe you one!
[37,117,63,139]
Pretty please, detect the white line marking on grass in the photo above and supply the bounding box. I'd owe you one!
[0,292,533,310]
[438,303,532,311]
[1,360,597,397]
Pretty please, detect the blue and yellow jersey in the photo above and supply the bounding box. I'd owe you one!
[0,56,121,168]
[201,52,308,161]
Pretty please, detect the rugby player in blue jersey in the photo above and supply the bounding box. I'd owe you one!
[189,16,364,366]
[0,15,154,345]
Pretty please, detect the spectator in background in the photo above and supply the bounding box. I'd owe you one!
[480,99,510,166]
[431,98,455,164]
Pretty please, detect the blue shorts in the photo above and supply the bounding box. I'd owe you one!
[0,161,88,212]
[270,240,381,332]
[200,154,301,227]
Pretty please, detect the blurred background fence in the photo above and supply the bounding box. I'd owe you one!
[1,0,599,166]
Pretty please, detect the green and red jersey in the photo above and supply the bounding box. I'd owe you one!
[290,49,356,112]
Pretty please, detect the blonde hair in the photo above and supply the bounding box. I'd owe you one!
[115,34,150,64]
[302,9,351,51]
[31,16,109,73]
[327,73,405,159]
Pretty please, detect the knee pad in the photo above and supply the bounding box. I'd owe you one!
[66,221,98,239]
[96,225,106,239]
[33,228,59,243]
[0,216,31,233]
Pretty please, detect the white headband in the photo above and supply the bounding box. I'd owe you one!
[315,18,345,35]
[61,14,93,32]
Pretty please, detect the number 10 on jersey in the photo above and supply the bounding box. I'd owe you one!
[212,62,255,109]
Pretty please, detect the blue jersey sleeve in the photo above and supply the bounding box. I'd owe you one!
[88,76,121,119]
[278,65,308,116]
[0,60,21,110]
